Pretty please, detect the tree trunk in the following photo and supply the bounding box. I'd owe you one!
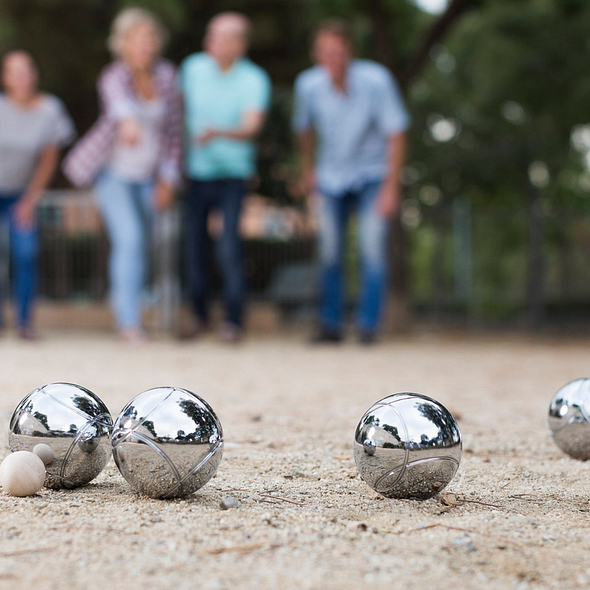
[399,0,480,88]
[366,0,395,70]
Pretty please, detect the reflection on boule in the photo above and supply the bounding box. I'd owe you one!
[8,383,113,489]
[111,387,223,499]
[354,392,462,500]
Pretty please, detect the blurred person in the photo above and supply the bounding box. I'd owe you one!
[64,8,182,343]
[293,20,410,344]
[0,50,75,339]
[179,12,271,343]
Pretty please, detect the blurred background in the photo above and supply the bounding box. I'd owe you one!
[2,0,590,333]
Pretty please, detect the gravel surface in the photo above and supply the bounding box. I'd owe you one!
[0,331,588,590]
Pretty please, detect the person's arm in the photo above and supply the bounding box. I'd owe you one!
[371,65,410,219]
[154,65,183,211]
[296,129,316,196]
[197,110,266,144]
[292,73,316,198]
[376,131,407,219]
[14,144,60,228]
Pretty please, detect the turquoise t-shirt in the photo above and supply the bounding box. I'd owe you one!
[180,52,271,180]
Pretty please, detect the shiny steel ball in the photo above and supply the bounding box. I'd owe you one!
[9,383,113,489]
[354,393,462,500]
[111,387,223,499]
[548,378,590,460]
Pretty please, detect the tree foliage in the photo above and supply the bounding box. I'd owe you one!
[408,0,590,212]
[2,0,589,208]
[4,0,590,318]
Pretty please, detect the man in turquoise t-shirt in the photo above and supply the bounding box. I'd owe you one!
[293,20,409,344]
[180,12,271,342]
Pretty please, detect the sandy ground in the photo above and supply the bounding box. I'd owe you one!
[0,330,589,590]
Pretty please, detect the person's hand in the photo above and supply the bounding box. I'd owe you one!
[118,118,141,145]
[154,181,175,211]
[195,129,219,145]
[376,181,401,219]
[298,170,318,211]
[13,195,37,229]
[299,169,317,198]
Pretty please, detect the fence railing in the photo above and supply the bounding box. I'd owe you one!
[4,191,589,332]
[405,198,590,325]
[32,190,317,332]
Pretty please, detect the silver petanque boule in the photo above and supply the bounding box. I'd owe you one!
[548,378,590,460]
[354,392,462,500]
[111,386,223,499]
[9,382,113,489]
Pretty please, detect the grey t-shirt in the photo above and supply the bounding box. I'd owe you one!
[108,97,166,183]
[0,93,75,194]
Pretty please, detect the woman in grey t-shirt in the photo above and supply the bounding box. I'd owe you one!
[0,50,75,339]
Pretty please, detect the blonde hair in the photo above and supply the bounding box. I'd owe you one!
[107,7,169,58]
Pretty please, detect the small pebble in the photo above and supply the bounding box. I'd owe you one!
[33,444,54,466]
[346,521,368,531]
[451,537,477,552]
[440,493,458,507]
[220,496,239,510]
[0,451,46,497]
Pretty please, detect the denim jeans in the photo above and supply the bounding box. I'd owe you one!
[185,179,246,327]
[318,180,389,334]
[0,194,38,329]
[94,171,154,331]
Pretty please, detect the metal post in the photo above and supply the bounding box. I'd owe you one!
[452,197,473,310]
[153,206,182,334]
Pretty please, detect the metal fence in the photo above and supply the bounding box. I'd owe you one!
[31,190,317,331]
[3,191,589,332]
[37,190,108,301]
[406,198,590,326]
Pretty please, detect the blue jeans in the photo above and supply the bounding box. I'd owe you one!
[94,171,154,331]
[185,179,246,327]
[318,181,389,334]
[0,194,38,329]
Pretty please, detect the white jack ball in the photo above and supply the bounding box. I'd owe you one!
[0,451,46,497]
[33,444,54,466]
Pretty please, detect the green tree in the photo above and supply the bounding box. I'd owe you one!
[406,0,590,321]
[6,1,588,322]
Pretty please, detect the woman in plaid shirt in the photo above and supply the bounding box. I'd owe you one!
[64,7,182,342]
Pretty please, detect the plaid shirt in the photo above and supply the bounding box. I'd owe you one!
[63,59,182,188]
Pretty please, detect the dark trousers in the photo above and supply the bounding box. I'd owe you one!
[0,194,38,329]
[185,179,246,327]
[318,181,388,334]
